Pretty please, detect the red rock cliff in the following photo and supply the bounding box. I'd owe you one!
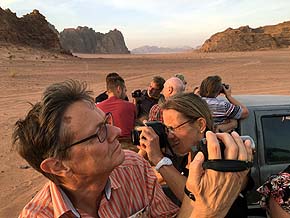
[200,21,290,52]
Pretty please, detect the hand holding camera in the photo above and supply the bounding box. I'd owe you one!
[192,131,254,172]
[133,121,168,165]
[131,121,168,147]
[220,83,231,96]
[131,89,142,98]
[185,131,253,218]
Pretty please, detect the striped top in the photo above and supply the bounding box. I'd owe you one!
[148,104,163,122]
[18,150,179,218]
[202,97,242,124]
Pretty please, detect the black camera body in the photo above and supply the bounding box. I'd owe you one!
[131,121,169,148]
[194,135,255,160]
[131,89,142,98]
[223,83,229,89]
[220,83,229,94]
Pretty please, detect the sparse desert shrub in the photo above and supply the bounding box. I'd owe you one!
[8,54,15,60]
[9,70,17,78]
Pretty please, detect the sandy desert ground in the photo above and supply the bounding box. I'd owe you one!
[1,46,290,217]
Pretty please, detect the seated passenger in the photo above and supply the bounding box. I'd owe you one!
[199,75,249,132]
[148,77,184,122]
[95,72,128,103]
[132,76,165,124]
[96,74,136,139]
[257,165,290,218]
[174,73,187,91]
[138,92,254,218]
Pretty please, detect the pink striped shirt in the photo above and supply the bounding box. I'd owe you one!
[19,150,179,218]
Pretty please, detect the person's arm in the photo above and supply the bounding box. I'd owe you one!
[137,126,188,201]
[215,119,238,133]
[178,194,195,218]
[178,131,253,218]
[156,163,187,200]
[223,85,249,119]
[268,197,290,218]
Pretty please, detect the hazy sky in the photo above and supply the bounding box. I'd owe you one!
[2,0,290,50]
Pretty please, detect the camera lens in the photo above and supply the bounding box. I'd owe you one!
[130,121,169,148]
[131,129,141,145]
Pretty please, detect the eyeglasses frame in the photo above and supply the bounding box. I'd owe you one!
[64,112,113,150]
[166,119,196,134]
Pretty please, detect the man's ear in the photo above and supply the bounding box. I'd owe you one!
[40,158,71,177]
[168,86,173,95]
[197,117,207,133]
[116,85,122,96]
[117,85,122,92]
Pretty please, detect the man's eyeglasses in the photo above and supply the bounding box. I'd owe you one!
[64,112,113,150]
[165,119,195,134]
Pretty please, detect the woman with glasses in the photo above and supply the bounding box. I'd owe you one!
[137,92,252,218]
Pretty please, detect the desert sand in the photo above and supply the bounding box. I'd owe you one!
[1,46,290,217]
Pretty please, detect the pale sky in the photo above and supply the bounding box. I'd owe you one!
[1,0,290,50]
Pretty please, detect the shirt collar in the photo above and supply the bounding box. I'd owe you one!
[49,172,122,217]
[50,181,80,218]
[59,188,80,218]
[107,96,119,101]
[105,172,121,200]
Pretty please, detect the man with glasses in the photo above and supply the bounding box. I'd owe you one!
[13,80,178,217]
[13,80,252,218]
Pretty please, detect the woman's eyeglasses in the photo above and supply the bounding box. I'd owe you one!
[165,119,195,134]
[64,112,113,150]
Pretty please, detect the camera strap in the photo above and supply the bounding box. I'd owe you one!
[202,160,253,172]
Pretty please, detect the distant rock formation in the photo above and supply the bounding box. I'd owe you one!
[48,23,59,36]
[131,45,192,54]
[59,27,130,54]
[0,8,61,51]
[200,21,290,52]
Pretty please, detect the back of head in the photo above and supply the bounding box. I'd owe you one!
[161,92,214,131]
[174,73,187,86]
[106,72,120,82]
[12,80,94,183]
[164,77,184,96]
[199,75,223,98]
[152,76,165,91]
[106,75,125,93]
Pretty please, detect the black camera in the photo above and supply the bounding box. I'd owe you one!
[131,89,142,98]
[194,135,255,161]
[131,121,169,148]
[220,83,229,94]
[223,83,229,89]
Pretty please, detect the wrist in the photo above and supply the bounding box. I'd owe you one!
[151,155,164,166]
[184,185,196,201]
[155,157,173,172]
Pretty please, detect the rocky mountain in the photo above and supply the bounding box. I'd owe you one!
[131,45,192,54]
[200,21,290,52]
[0,8,61,51]
[59,27,130,54]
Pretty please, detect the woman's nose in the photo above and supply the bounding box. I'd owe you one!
[167,130,175,139]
